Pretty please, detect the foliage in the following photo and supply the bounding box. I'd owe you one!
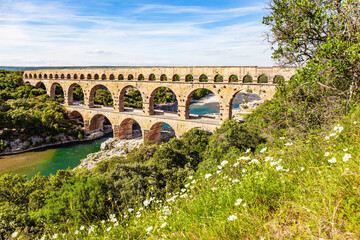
[94,88,113,106]
[192,88,212,100]
[154,87,175,104]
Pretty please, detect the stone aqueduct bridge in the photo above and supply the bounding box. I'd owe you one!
[24,66,296,142]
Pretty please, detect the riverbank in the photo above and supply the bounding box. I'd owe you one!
[0,130,109,156]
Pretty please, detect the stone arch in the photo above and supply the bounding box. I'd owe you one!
[118,85,143,111]
[172,74,180,81]
[258,74,268,83]
[243,75,253,83]
[160,74,167,81]
[68,83,84,105]
[35,81,46,90]
[273,75,285,84]
[80,74,85,80]
[34,74,37,79]
[229,75,238,82]
[24,73,28,79]
[67,74,71,79]
[89,84,114,108]
[50,82,65,102]
[101,74,106,80]
[116,118,142,139]
[128,74,134,80]
[184,88,220,119]
[215,75,223,82]
[88,114,113,134]
[87,74,92,80]
[73,74,78,80]
[149,86,178,115]
[29,74,33,79]
[186,74,193,82]
[94,74,99,80]
[149,74,156,81]
[109,74,115,80]
[55,74,59,79]
[38,74,42,79]
[199,74,208,82]
[229,89,263,118]
[138,74,144,80]
[44,74,48,79]
[145,122,176,143]
[67,110,84,127]
[61,74,65,79]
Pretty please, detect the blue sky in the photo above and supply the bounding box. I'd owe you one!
[0,0,274,66]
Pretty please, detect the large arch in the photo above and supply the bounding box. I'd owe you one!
[115,118,142,139]
[89,84,114,108]
[184,88,220,119]
[67,110,84,127]
[88,114,113,134]
[68,83,84,105]
[35,81,46,90]
[118,85,143,111]
[50,82,64,103]
[149,86,178,115]
[144,122,175,143]
[229,89,263,119]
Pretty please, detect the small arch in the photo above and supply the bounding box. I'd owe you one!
[185,88,220,119]
[128,74,134,80]
[49,74,53,79]
[73,74,78,80]
[29,74,33,79]
[186,74,193,82]
[24,74,28,79]
[55,74,59,79]
[138,74,144,80]
[61,74,65,79]
[199,74,208,82]
[117,118,142,139]
[67,110,84,128]
[80,74,85,80]
[160,74,167,81]
[172,74,180,81]
[149,87,178,115]
[109,74,115,80]
[33,74,37,79]
[44,74,48,79]
[258,74,268,83]
[146,122,176,143]
[118,85,143,111]
[94,74,99,80]
[87,74,92,80]
[117,74,123,80]
[149,74,156,81]
[229,75,238,82]
[273,75,285,84]
[101,74,106,80]
[38,74,42,79]
[50,83,64,103]
[89,84,114,108]
[67,74,71,79]
[88,114,113,135]
[214,75,223,82]
[243,75,253,83]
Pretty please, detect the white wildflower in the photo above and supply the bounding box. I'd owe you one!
[334,124,344,133]
[280,137,285,139]
[211,187,217,191]
[325,136,330,140]
[284,142,293,146]
[324,152,330,157]
[328,157,337,163]
[136,212,142,218]
[234,199,242,206]
[249,159,259,164]
[180,193,188,198]
[191,180,196,184]
[300,167,305,171]
[227,215,237,221]
[264,156,273,162]
[205,173,212,179]
[188,176,193,180]
[52,233,58,239]
[160,222,167,228]
[114,222,119,226]
[145,226,153,234]
[88,226,95,234]
[143,199,151,207]
[233,162,239,167]
[11,232,18,238]
[184,183,190,188]
[343,148,348,152]
[216,170,221,174]
[270,161,278,166]
[329,133,336,137]
[243,203,247,207]
[221,160,228,166]
[232,179,239,183]
[128,208,134,212]
[343,153,351,162]
[354,121,357,124]
[101,220,105,224]
[80,226,85,231]
[106,227,112,232]
[276,165,284,171]
[74,230,79,235]
[217,165,223,170]
[242,168,247,173]
[246,148,251,153]
[238,156,251,160]
[260,147,267,153]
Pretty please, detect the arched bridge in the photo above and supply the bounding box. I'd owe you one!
[24,66,297,142]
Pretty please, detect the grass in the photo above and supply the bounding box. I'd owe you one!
[40,108,360,240]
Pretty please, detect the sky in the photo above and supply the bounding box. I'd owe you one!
[0,0,275,67]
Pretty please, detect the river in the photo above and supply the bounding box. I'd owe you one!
[0,103,229,177]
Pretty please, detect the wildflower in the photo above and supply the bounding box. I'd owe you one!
[243,203,247,207]
[325,136,330,140]
[205,173,212,179]
[270,161,278,166]
[184,183,190,188]
[143,199,151,207]
[40,235,45,240]
[329,133,336,137]
[188,176,193,180]
[88,226,95,234]
[260,147,267,153]
[227,215,237,221]
[106,227,112,232]
[211,187,217,191]
[280,137,285,139]
[180,193,188,198]
[334,124,344,133]
[114,222,119,226]
[101,220,105,224]
[160,222,167,228]
[324,152,330,157]
[234,199,242,206]
[276,165,284,171]
[246,148,251,153]
[233,162,239,167]
[221,160,228,166]
[300,167,305,171]
[354,121,357,124]
[328,157,337,163]
[232,179,239,183]
[191,180,196,184]
[223,175,228,179]
[216,170,221,174]
[343,153,351,162]
[53,233,58,239]
[242,169,247,173]
[109,214,117,223]
[146,226,153,234]
[284,142,293,146]
[11,232,18,238]
[249,159,259,164]
[217,165,222,170]
[80,226,85,231]
[264,156,273,162]
[136,211,142,218]
[74,230,79,235]
[128,208,134,212]
[343,148,348,152]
